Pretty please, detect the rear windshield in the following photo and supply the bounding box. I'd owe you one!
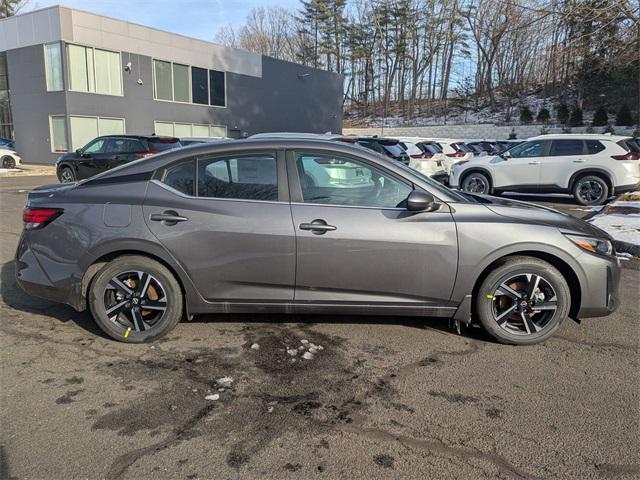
[418,143,442,154]
[618,139,640,153]
[148,138,182,152]
[452,142,472,153]
[382,144,406,157]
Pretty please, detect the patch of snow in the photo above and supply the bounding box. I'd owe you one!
[302,352,314,360]
[216,376,234,388]
[205,394,220,401]
[287,348,298,356]
[0,168,22,174]
[610,200,640,209]
[250,343,260,350]
[300,339,309,344]
[588,214,640,245]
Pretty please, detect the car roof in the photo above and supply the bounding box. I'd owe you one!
[97,134,179,140]
[528,134,631,141]
[249,132,342,139]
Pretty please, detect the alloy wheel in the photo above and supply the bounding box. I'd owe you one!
[103,271,168,333]
[60,169,75,183]
[490,273,558,336]
[577,180,604,203]
[465,176,488,193]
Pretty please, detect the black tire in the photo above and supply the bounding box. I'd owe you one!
[461,172,492,194]
[572,175,609,206]
[2,155,16,169]
[475,256,570,345]
[59,166,76,183]
[89,255,183,343]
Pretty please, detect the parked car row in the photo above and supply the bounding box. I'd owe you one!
[52,131,639,206]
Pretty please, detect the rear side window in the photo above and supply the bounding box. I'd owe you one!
[617,139,640,153]
[148,138,182,152]
[198,153,278,201]
[549,140,584,156]
[585,140,606,155]
[452,143,472,153]
[162,161,195,196]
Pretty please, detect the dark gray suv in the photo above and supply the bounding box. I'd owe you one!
[16,139,620,344]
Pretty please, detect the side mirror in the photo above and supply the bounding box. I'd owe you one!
[502,150,512,159]
[407,189,438,212]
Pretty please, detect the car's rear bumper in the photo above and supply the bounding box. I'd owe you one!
[14,234,85,311]
[576,251,620,318]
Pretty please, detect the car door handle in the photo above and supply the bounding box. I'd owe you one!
[299,219,337,234]
[150,211,188,225]
[528,161,540,165]
[573,159,585,163]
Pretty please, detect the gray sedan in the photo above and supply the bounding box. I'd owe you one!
[16,139,620,344]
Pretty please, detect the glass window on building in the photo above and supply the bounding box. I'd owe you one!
[210,125,227,137]
[68,44,121,95]
[49,116,68,152]
[172,63,190,103]
[209,70,225,107]
[155,121,226,138]
[154,60,173,101]
[98,117,125,136]
[154,121,174,136]
[191,67,208,105]
[192,124,210,136]
[0,52,12,140]
[44,43,63,91]
[69,116,124,150]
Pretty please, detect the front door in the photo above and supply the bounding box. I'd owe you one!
[75,138,111,179]
[288,150,458,310]
[491,140,546,189]
[143,150,296,302]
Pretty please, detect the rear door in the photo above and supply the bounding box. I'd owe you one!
[143,149,296,302]
[491,140,546,189]
[539,139,587,188]
[288,149,458,311]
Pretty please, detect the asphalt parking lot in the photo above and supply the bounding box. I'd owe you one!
[1,175,638,479]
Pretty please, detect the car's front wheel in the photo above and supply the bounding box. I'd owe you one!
[89,255,183,342]
[475,256,570,345]
[572,175,609,206]
[2,155,16,169]
[59,166,76,183]
[461,172,492,194]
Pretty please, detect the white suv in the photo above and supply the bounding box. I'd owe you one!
[449,134,640,205]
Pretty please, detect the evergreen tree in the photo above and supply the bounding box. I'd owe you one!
[616,104,633,126]
[536,108,550,124]
[569,106,584,127]
[520,106,533,124]
[557,103,569,125]
[592,106,608,126]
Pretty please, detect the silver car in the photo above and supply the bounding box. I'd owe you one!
[16,139,620,345]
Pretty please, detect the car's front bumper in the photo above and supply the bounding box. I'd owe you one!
[576,250,621,318]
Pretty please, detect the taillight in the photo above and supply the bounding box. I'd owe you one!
[447,152,466,157]
[23,208,63,230]
[135,152,155,159]
[612,152,640,160]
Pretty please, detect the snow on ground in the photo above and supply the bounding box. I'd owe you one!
[588,214,640,245]
[0,168,22,174]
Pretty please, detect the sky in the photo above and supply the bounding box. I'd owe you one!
[23,0,301,42]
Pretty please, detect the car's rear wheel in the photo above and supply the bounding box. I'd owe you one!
[2,155,16,169]
[572,175,609,206]
[475,256,570,345]
[461,172,492,194]
[89,255,183,342]
[59,166,76,183]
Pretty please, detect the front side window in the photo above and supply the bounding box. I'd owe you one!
[296,152,411,208]
[162,161,195,196]
[198,154,278,201]
[549,140,584,156]
[84,139,105,153]
[49,116,68,152]
[44,43,63,91]
[67,44,122,95]
[509,141,545,158]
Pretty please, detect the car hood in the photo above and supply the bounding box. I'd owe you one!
[469,194,611,239]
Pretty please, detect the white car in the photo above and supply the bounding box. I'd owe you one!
[449,134,640,205]
[396,137,449,178]
[0,148,21,169]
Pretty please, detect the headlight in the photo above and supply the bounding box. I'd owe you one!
[564,234,613,256]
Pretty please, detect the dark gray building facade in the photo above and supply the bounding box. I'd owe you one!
[0,6,343,164]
